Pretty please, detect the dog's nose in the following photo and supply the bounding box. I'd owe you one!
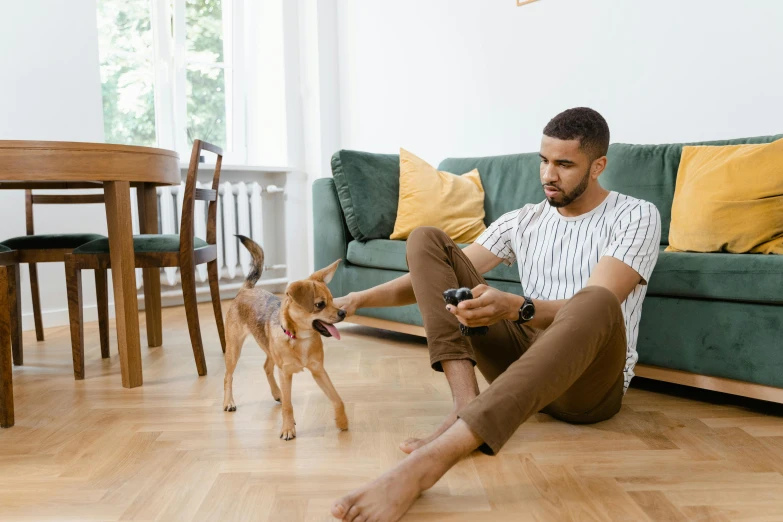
[337,309,346,319]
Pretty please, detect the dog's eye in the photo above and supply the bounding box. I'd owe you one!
[315,302,326,310]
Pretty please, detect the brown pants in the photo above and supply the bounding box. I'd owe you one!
[406,227,627,455]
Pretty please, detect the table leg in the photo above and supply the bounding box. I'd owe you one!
[0,266,14,427]
[138,183,162,347]
[105,181,143,388]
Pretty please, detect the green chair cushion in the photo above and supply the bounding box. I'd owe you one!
[346,239,520,284]
[1,233,106,250]
[331,150,401,242]
[73,234,209,254]
[346,240,783,305]
[648,247,783,305]
[0,244,12,253]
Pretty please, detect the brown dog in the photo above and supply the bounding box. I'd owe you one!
[222,235,348,440]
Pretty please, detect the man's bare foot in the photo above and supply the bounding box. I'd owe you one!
[332,419,483,522]
[330,451,441,522]
[399,410,457,454]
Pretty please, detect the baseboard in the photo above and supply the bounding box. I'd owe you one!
[346,315,783,405]
[23,304,115,332]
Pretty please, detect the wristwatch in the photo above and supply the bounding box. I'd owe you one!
[516,296,535,324]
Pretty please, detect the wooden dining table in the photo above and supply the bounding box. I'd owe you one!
[0,141,181,389]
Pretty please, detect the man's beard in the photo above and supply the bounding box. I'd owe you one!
[544,168,591,208]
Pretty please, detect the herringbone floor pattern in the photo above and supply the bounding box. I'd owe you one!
[2,302,783,521]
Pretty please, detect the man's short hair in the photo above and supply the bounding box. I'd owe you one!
[543,107,610,161]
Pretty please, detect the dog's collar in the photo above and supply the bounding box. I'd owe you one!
[281,325,296,339]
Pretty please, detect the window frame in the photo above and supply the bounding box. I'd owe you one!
[150,0,247,164]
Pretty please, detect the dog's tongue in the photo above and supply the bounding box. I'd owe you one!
[323,322,341,340]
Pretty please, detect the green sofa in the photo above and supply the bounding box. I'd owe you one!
[314,135,783,402]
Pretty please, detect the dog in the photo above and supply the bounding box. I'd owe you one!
[222,235,348,440]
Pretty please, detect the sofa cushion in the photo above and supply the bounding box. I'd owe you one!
[346,239,521,284]
[73,234,208,254]
[331,150,400,241]
[392,149,487,243]
[601,134,783,244]
[666,139,783,254]
[1,233,106,250]
[648,247,783,305]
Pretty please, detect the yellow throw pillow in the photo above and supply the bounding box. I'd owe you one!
[391,148,487,243]
[667,138,783,254]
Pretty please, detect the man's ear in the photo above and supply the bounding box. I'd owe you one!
[286,281,315,312]
[310,259,341,284]
[591,156,607,179]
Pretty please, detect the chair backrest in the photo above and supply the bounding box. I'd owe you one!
[179,139,223,258]
[25,191,105,235]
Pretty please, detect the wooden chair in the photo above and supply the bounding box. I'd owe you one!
[0,246,22,428]
[0,192,109,364]
[64,140,227,379]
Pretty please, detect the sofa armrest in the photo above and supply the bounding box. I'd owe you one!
[313,177,352,271]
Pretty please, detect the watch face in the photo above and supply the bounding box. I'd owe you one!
[521,303,535,321]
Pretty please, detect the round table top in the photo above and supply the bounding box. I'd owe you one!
[0,140,181,186]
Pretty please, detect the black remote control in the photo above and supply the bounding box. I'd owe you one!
[442,288,489,336]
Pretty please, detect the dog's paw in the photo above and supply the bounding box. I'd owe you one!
[280,424,297,441]
[223,400,237,412]
[335,411,349,431]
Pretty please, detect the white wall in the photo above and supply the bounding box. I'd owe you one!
[0,0,107,330]
[336,0,783,162]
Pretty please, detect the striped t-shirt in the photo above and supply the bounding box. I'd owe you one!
[476,191,662,392]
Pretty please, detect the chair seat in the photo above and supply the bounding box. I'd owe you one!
[73,234,209,254]
[1,233,106,250]
[0,244,12,253]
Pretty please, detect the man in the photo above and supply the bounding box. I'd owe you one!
[330,108,661,522]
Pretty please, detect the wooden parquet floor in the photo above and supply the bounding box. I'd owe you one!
[2,302,783,521]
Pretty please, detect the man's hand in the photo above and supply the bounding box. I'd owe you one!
[333,292,362,318]
[446,284,522,327]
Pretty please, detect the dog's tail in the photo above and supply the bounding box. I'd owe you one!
[236,235,265,289]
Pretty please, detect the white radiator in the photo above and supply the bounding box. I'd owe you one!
[130,181,287,296]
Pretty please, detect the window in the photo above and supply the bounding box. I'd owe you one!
[98,0,247,163]
[97,1,157,147]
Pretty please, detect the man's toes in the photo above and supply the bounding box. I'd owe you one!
[353,515,367,522]
[330,496,353,518]
[344,504,361,522]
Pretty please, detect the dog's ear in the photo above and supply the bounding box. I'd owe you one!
[286,281,315,312]
[310,259,341,284]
